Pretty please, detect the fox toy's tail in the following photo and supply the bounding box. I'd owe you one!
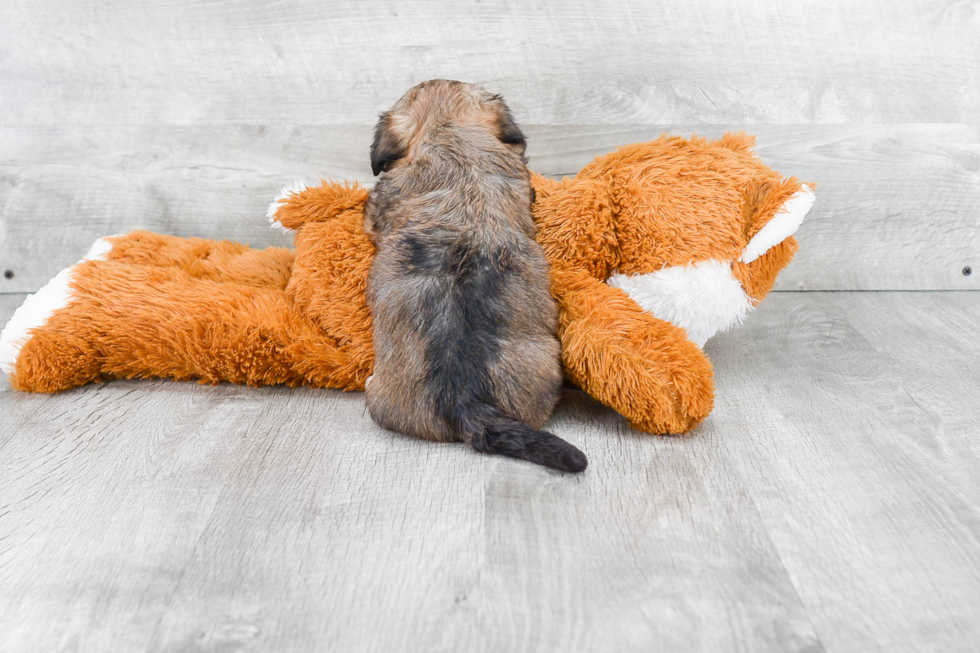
[459,403,587,473]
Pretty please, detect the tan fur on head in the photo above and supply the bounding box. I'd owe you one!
[370,79,527,176]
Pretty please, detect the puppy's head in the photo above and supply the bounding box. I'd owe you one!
[370,79,526,176]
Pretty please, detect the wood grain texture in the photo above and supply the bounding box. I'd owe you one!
[2,124,977,293]
[0,294,22,325]
[2,291,979,652]
[0,383,823,652]
[706,291,980,652]
[1,0,977,126]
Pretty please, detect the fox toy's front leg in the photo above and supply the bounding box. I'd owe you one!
[531,175,714,433]
[551,268,715,434]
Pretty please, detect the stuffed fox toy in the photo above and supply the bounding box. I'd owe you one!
[0,133,813,434]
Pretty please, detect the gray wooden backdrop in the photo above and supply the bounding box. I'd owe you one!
[1,0,977,293]
[3,3,980,652]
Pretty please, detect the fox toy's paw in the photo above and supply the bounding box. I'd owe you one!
[552,269,714,434]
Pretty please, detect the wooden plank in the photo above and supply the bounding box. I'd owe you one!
[0,381,274,651]
[1,0,977,126]
[705,291,980,652]
[143,389,822,652]
[0,363,820,649]
[3,291,980,650]
[2,124,978,293]
[0,294,23,396]
[0,295,22,328]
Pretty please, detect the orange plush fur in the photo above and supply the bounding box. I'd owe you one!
[1,134,813,434]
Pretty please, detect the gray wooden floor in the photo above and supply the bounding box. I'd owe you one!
[3,0,979,650]
[2,291,978,652]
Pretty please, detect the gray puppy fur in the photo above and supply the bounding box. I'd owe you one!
[364,80,586,473]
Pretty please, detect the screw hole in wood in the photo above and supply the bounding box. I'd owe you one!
[3,270,13,280]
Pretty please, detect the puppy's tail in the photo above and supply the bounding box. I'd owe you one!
[458,404,587,473]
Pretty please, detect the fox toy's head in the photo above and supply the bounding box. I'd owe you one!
[531,134,814,347]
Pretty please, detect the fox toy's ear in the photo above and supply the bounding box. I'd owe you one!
[267,180,369,232]
[370,112,407,176]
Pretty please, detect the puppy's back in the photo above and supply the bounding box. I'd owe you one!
[365,80,586,473]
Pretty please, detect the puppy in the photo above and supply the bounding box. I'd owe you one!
[364,80,586,473]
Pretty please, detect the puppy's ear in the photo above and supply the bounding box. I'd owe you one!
[370,112,406,176]
[496,105,526,150]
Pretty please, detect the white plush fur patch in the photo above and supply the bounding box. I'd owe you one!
[607,259,754,347]
[740,184,815,264]
[267,180,308,232]
[0,237,115,376]
[84,236,114,262]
